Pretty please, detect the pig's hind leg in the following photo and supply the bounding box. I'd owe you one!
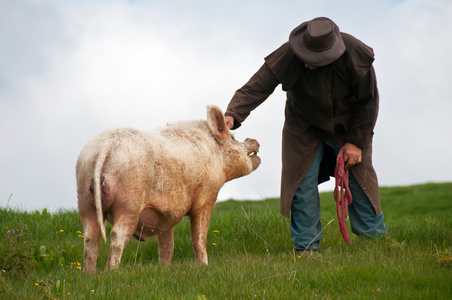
[80,209,102,274]
[107,209,141,270]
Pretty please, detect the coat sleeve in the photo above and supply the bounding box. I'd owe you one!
[340,33,379,149]
[225,63,280,129]
[346,65,379,149]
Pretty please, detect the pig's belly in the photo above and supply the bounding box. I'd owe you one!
[132,207,184,241]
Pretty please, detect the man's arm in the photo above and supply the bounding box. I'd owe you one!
[340,66,379,169]
[346,66,379,149]
[225,63,280,129]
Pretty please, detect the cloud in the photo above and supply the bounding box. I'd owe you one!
[368,0,452,186]
[1,0,451,211]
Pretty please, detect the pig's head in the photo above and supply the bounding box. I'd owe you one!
[206,105,261,182]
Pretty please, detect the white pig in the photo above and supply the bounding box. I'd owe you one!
[76,105,261,273]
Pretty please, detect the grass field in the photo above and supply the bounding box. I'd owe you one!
[1,182,451,299]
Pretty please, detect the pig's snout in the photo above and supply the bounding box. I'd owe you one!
[243,138,260,156]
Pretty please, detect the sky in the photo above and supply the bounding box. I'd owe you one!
[1,0,451,212]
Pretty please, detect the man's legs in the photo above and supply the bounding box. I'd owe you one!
[290,143,324,251]
[347,172,387,236]
[290,140,387,251]
[323,140,387,237]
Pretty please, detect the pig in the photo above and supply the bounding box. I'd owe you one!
[76,105,261,273]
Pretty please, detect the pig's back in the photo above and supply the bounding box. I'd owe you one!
[145,121,223,180]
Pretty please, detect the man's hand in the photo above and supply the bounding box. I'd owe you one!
[338,143,362,169]
[225,115,235,129]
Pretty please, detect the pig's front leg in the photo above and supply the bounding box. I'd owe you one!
[157,228,174,264]
[190,203,214,265]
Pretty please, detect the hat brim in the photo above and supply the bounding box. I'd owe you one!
[289,21,346,67]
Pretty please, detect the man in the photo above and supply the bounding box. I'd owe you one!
[224,17,387,252]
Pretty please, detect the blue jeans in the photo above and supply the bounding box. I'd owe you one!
[290,140,387,251]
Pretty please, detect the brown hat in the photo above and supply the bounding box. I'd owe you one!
[289,17,346,66]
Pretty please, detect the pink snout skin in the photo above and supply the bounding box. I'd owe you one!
[244,138,260,151]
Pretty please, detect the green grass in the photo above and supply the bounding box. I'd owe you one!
[1,182,451,299]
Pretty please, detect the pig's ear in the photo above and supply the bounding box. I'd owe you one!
[207,105,230,144]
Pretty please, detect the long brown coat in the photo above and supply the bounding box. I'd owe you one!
[225,33,382,218]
